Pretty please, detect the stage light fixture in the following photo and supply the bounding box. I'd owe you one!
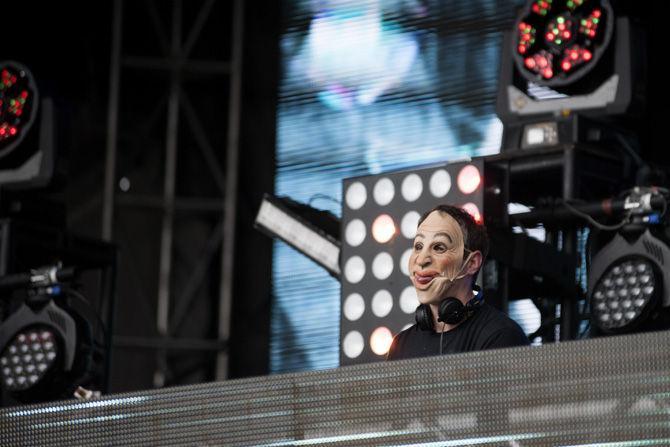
[255,193,341,278]
[0,269,105,403]
[0,61,38,159]
[513,0,613,87]
[588,230,670,334]
[1,327,59,392]
[496,1,642,153]
[0,60,55,189]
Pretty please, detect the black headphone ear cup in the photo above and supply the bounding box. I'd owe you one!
[438,297,466,325]
[415,304,434,331]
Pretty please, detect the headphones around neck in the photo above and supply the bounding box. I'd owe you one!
[415,286,484,330]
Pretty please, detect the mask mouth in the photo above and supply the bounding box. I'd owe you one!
[413,270,440,286]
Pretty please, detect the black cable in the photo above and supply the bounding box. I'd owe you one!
[561,200,632,231]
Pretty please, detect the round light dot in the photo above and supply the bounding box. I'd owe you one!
[429,169,451,198]
[345,219,366,247]
[343,293,365,321]
[371,214,397,244]
[400,248,412,276]
[400,286,419,314]
[344,256,366,284]
[401,211,421,239]
[346,182,367,210]
[372,252,394,280]
[373,178,395,206]
[457,165,481,194]
[343,331,365,359]
[370,327,393,356]
[401,174,423,202]
[371,290,393,317]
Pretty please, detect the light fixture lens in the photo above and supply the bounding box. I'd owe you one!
[370,326,393,356]
[429,169,451,198]
[373,178,395,206]
[591,257,656,332]
[372,214,396,244]
[462,202,483,224]
[0,326,58,392]
[457,165,481,194]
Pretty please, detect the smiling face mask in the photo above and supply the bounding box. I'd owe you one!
[408,211,475,305]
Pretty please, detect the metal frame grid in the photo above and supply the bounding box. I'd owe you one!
[101,0,244,386]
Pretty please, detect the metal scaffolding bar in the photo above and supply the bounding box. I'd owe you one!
[217,0,244,381]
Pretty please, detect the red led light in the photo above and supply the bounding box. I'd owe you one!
[543,68,553,78]
[462,203,483,225]
[583,50,592,60]
[457,165,482,195]
[518,45,527,54]
[525,57,536,69]
[562,61,572,71]
[546,32,554,41]
[9,127,16,136]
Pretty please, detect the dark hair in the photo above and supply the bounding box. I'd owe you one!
[417,204,489,261]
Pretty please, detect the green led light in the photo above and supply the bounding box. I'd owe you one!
[557,17,564,23]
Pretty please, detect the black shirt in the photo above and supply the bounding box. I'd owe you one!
[386,303,530,360]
